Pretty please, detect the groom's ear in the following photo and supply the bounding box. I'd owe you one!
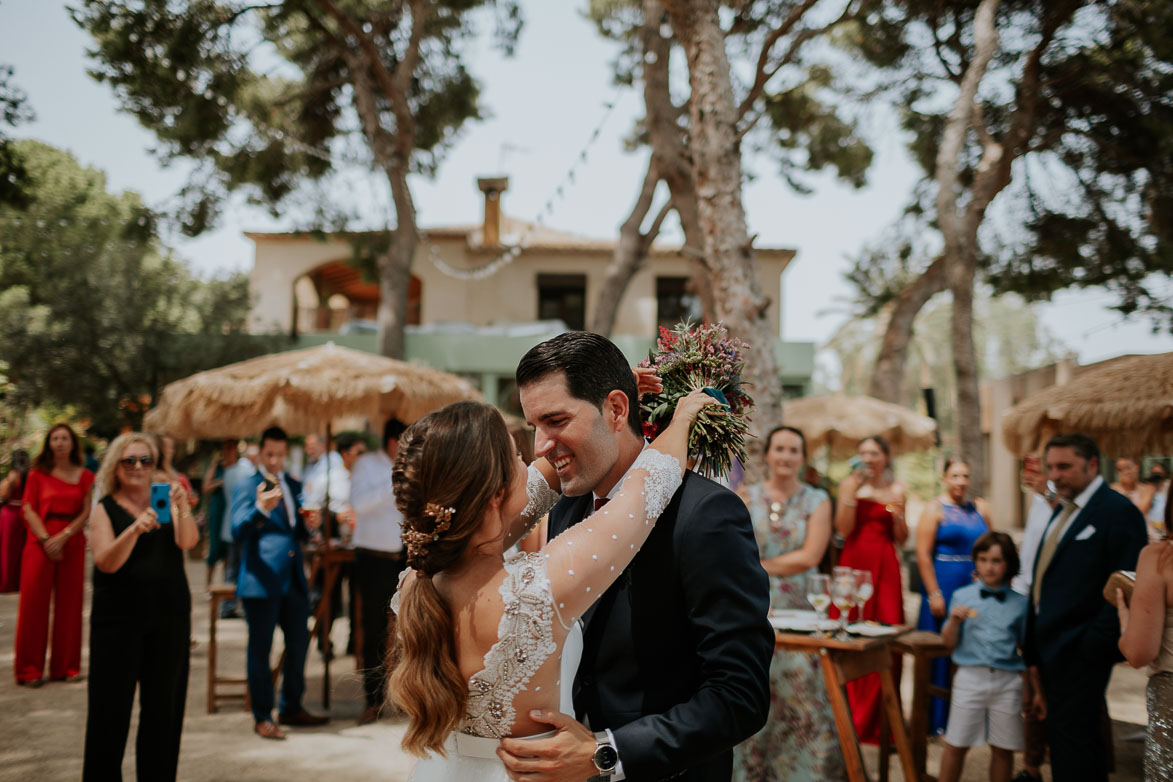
[602,389,630,432]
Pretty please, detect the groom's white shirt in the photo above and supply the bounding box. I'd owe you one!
[581,440,648,782]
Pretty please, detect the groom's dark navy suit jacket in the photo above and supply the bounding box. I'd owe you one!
[548,471,773,782]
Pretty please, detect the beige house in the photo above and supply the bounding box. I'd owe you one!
[248,178,795,339]
[245,178,815,409]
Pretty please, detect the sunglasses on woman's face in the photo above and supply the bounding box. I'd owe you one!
[119,456,155,469]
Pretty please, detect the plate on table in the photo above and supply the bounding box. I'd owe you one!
[845,622,901,637]
[769,612,839,633]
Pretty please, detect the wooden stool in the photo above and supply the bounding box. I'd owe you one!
[883,631,953,782]
[207,585,249,714]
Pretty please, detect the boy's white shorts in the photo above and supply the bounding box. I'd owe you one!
[945,665,1025,750]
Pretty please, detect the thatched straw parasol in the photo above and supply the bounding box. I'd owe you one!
[782,393,938,458]
[1001,352,1173,458]
[143,342,482,439]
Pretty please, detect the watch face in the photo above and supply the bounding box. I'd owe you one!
[594,744,619,770]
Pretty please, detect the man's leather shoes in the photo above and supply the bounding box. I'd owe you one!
[357,705,380,725]
[278,709,329,726]
[254,720,286,740]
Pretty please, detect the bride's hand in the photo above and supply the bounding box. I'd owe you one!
[673,388,724,426]
[633,366,663,397]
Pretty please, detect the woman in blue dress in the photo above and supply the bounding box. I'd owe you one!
[914,458,990,735]
[733,426,845,782]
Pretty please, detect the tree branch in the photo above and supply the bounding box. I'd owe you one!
[640,196,674,251]
[312,0,417,156]
[936,0,1000,255]
[736,0,874,139]
[735,0,820,122]
[219,3,284,28]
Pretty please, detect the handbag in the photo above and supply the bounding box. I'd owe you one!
[1102,570,1136,606]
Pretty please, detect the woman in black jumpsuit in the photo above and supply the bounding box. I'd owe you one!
[83,433,199,781]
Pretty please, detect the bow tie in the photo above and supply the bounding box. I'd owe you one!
[980,589,1006,602]
[593,497,610,513]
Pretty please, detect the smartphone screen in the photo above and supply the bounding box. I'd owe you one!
[150,482,172,524]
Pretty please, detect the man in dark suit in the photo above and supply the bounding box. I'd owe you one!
[1024,433,1147,781]
[231,426,328,740]
[499,332,773,782]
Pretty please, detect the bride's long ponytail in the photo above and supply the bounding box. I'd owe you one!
[388,402,516,755]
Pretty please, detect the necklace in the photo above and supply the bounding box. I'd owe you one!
[765,484,801,531]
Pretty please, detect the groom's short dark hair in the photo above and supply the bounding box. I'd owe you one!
[517,331,642,437]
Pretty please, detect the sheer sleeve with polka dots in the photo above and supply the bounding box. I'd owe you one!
[502,462,561,550]
[542,448,683,624]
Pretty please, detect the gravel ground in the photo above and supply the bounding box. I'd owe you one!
[0,554,1147,781]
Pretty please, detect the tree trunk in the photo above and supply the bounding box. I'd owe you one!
[642,0,714,321]
[950,246,983,486]
[377,165,417,359]
[589,159,663,336]
[665,0,783,478]
[936,0,1000,492]
[868,255,947,403]
[591,0,712,336]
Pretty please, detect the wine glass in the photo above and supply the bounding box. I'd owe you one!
[806,574,831,635]
[852,570,874,628]
[831,573,856,640]
[300,500,322,544]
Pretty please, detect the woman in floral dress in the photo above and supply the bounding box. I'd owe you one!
[733,426,845,782]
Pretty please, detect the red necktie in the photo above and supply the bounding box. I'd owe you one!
[593,497,610,513]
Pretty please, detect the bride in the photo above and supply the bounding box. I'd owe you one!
[388,387,717,780]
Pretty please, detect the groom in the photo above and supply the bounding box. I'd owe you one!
[501,332,773,782]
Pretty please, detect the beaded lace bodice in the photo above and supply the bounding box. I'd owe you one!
[392,447,684,741]
[463,553,558,738]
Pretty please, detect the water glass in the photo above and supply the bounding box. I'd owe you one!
[853,569,874,615]
[806,574,831,635]
[831,574,856,640]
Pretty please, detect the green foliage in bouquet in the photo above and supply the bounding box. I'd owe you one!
[638,322,755,479]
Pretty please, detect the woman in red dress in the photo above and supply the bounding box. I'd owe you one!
[0,449,31,592]
[833,435,908,743]
[16,423,95,685]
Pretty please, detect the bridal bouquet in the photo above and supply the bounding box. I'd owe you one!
[638,321,754,479]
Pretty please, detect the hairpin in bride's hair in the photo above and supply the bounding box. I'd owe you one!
[403,502,457,561]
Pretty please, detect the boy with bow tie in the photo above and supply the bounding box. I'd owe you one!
[937,531,1028,782]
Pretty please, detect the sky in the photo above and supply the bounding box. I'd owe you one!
[1,0,1169,370]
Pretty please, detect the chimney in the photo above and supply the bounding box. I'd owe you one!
[477,176,509,247]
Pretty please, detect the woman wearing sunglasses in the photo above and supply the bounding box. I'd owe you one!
[15,423,95,686]
[82,433,198,782]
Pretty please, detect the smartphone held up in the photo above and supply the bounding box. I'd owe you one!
[150,482,172,524]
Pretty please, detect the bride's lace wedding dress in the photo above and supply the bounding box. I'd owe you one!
[402,448,683,781]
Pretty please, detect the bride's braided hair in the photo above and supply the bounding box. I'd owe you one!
[389,401,516,755]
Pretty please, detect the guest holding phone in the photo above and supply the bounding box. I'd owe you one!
[231,426,327,740]
[82,433,198,781]
[833,435,908,743]
[16,423,94,686]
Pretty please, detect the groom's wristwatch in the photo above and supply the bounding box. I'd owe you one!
[590,731,618,779]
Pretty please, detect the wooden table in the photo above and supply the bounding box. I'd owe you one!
[888,631,952,782]
[304,540,361,709]
[775,630,918,782]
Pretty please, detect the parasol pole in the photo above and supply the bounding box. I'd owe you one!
[321,420,334,708]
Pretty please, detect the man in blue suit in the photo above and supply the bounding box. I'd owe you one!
[231,426,328,739]
[1024,433,1147,780]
